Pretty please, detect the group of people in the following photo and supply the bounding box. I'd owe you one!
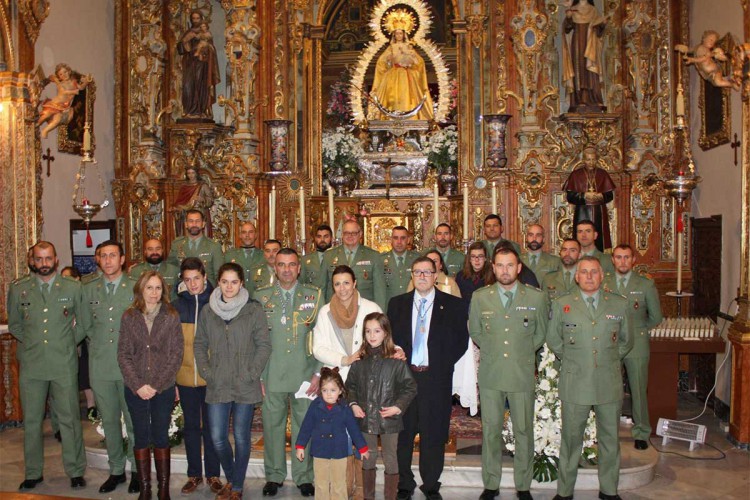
[8,206,662,500]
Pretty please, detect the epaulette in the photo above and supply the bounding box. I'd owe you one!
[255,284,274,293]
[12,275,31,285]
[59,274,79,283]
[300,283,321,293]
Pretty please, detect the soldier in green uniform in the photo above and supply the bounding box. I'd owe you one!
[168,209,224,284]
[299,224,333,289]
[481,214,521,256]
[322,219,384,306]
[79,240,140,494]
[521,224,561,281]
[604,244,662,450]
[128,238,180,300]
[469,247,548,500]
[432,223,465,277]
[224,221,266,291]
[7,241,87,491]
[380,226,420,309]
[253,249,322,498]
[576,220,615,275]
[548,256,633,500]
[249,239,281,290]
[541,238,581,301]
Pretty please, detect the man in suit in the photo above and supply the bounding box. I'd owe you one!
[249,239,281,290]
[300,224,333,289]
[224,221,266,291]
[481,214,521,256]
[604,244,662,450]
[79,240,140,494]
[432,223,465,277]
[380,226,420,309]
[576,219,615,275]
[254,249,322,498]
[547,256,633,500]
[168,209,224,284]
[322,219,384,304]
[469,247,549,500]
[521,224,561,281]
[128,238,180,299]
[541,238,581,301]
[7,241,87,491]
[388,257,469,500]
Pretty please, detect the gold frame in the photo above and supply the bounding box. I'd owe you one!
[698,33,733,151]
[58,77,96,156]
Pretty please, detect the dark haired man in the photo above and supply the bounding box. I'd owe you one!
[168,209,224,284]
[481,214,520,257]
[300,225,333,289]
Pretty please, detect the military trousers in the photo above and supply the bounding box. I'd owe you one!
[262,390,313,484]
[558,399,622,497]
[91,378,135,473]
[623,355,651,440]
[479,387,534,491]
[19,375,86,479]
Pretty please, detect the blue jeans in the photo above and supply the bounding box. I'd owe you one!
[207,402,255,492]
[124,385,175,449]
[178,385,220,478]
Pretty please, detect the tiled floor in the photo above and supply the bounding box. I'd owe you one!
[0,394,747,499]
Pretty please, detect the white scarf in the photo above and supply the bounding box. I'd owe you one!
[209,287,249,322]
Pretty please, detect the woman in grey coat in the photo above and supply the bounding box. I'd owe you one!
[194,263,271,500]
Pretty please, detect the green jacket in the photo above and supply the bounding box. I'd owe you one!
[128,261,180,300]
[380,250,420,309]
[168,235,224,284]
[603,273,663,358]
[547,290,633,405]
[300,251,327,290]
[253,282,322,393]
[582,248,615,276]
[430,248,465,277]
[521,251,561,281]
[322,245,385,306]
[249,264,275,290]
[224,247,265,291]
[469,283,549,392]
[7,274,84,380]
[541,267,578,301]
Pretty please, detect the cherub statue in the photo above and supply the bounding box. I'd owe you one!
[193,22,215,62]
[683,30,740,90]
[37,63,92,139]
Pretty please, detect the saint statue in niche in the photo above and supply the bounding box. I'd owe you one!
[171,164,214,237]
[177,10,221,120]
[562,0,609,113]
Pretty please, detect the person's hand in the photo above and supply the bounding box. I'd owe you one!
[352,404,366,419]
[565,8,573,18]
[136,385,157,400]
[296,449,305,461]
[343,352,361,366]
[175,386,180,402]
[361,451,370,460]
[261,380,266,398]
[392,347,407,361]
[307,373,320,396]
[379,406,401,418]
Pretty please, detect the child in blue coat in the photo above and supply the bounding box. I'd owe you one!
[296,367,369,500]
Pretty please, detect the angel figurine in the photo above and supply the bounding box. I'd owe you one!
[37,63,92,139]
[683,30,740,90]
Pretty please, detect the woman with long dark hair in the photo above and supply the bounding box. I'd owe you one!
[455,242,494,311]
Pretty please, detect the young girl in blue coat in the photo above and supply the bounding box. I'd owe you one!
[295,367,369,500]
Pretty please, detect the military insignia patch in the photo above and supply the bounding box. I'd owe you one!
[634,300,639,310]
[563,305,571,313]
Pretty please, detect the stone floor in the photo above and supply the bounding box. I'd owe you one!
[0,394,748,499]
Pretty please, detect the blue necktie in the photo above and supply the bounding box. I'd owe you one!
[412,298,428,366]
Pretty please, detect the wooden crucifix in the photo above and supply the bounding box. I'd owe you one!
[372,157,407,199]
[730,133,741,166]
[42,148,55,177]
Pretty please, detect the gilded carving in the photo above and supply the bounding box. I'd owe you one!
[18,0,49,44]
[466,15,486,49]
[660,196,675,261]
[510,0,549,123]
[273,0,287,118]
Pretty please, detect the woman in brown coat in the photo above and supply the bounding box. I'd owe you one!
[118,271,184,500]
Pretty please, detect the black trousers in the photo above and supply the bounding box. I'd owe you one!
[124,385,175,449]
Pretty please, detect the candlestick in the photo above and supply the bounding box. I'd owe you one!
[83,123,92,152]
[327,182,335,229]
[676,224,684,293]
[299,186,306,242]
[269,184,276,239]
[491,182,497,215]
[433,182,440,231]
[463,183,469,240]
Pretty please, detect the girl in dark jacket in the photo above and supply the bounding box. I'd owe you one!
[345,312,417,500]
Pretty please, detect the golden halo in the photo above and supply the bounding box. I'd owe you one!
[381,7,418,39]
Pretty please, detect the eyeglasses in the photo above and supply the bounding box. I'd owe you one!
[342,231,360,237]
[470,255,486,260]
[411,270,435,278]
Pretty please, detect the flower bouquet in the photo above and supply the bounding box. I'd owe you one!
[425,125,458,174]
[322,126,364,196]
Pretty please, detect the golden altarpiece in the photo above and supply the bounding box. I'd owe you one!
[2,0,750,443]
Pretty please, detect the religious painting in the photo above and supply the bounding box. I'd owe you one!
[57,71,96,156]
[698,33,734,151]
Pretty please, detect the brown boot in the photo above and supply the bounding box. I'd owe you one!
[363,468,376,500]
[352,458,364,500]
[383,473,399,500]
[153,447,171,500]
[134,448,152,500]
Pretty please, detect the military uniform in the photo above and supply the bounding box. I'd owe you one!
[433,247,465,277]
[128,261,180,300]
[541,267,578,301]
[7,274,87,480]
[224,246,265,291]
[79,274,139,477]
[299,251,327,290]
[521,251,561,281]
[547,290,633,497]
[322,245,384,306]
[253,283,322,486]
[249,264,276,290]
[168,235,224,284]
[81,270,102,284]
[380,250,420,309]
[469,283,549,492]
[583,248,615,276]
[604,271,662,441]
[482,238,521,257]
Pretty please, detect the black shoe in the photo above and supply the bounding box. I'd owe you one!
[70,476,86,489]
[425,492,443,500]
[128,473,141,493]
[99,473,126,493]
[553,496,573,500]
[517,491,533,500]
[479,489,499,499]
[298,483,315,497]
[599,493,622,500]
[54,430,61,442]
[397,489,413,500]
[18,477,43,490]
[262,481,283,496]
[634,439,648,450]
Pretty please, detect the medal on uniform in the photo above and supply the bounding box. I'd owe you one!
[523,316,529,328]
[634,300,639,310]
[363,270,369,280]
[281,316,287,325]
[63,306,69,318]
[612,332,617,342]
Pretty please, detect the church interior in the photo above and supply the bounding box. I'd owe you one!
[1,0,750,498]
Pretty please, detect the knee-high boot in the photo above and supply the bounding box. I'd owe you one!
[353,457,364,500]
[153,447,171,500]
[384,473,399,500]
[134,448,152,500]
[363,468,376,500]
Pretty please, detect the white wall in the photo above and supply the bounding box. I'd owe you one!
[35,0,115,267]
[688,0,743,405]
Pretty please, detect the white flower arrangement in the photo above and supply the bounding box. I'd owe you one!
[424,125,458,172]
[322,127,365,175]
[502,346,598,482]
[89,401,184,448]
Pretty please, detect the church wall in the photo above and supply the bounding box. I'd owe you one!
[34,0,116,267]
[688,0,743,406]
